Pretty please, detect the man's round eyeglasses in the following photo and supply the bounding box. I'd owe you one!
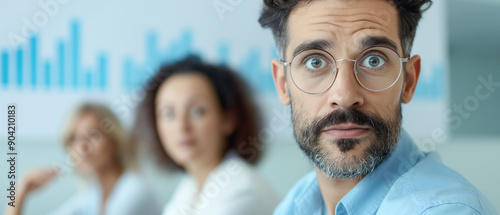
[280,46,409,94]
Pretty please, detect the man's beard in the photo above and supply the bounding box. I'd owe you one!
[292,103,402,180]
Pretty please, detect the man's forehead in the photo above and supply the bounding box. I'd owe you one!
[290,0,397,19]
[287,0,401,55]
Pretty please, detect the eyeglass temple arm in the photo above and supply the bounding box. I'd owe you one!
[279,60,291,67]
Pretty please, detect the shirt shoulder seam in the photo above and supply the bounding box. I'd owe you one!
[418,202,481,215]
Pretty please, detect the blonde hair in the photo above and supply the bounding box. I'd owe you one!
[61,103,137,172]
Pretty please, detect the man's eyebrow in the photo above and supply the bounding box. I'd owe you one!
[359,36,399,52]
[291,39,334,59]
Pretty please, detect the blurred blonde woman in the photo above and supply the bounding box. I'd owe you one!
[5,103,161,215]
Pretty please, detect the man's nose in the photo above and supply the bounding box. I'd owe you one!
[326,61,364,110]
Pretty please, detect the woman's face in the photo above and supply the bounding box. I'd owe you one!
[155,72,231,168]
[67,112,120,174]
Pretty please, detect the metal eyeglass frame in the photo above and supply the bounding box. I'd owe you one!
[280,46,409,94]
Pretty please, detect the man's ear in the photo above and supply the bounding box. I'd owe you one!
[272,59,291,105]
[401,55,421,104]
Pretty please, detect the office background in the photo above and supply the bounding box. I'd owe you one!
[0,0,498,214]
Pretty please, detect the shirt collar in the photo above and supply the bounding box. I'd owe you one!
[293,171,326,215]
[336,129,424,214]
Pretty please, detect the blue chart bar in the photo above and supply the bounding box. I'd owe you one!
[44,61,51,88]
[146,32,158,68]
[16,48,23,87]
[1,51,8,87]
[30,36,37,88]
[58,41,65,88]
[413,64,445,100]
[85,69,92,90]
[71,21,80,89]
[98,54,107,90]
[237,48,276,94]
[124,58,132,90]
[218,42,229,65]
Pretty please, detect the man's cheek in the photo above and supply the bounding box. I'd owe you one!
[369,100,394,119]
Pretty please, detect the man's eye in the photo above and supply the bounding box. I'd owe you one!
[305,57,327,70]
[361,56,385,68]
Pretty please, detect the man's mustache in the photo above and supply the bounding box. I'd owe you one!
[310,108,380,136]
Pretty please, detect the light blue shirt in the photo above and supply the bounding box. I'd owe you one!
[274,130,498,215]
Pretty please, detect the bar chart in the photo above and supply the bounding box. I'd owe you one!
[0,21,108,91]
[413,64,446,100]
[0,20,277,95]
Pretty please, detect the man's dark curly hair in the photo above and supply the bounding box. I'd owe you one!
[258,0,432,58]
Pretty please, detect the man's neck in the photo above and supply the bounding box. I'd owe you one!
[315,168,362,215]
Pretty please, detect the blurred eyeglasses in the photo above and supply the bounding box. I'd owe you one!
[280,46,408,94]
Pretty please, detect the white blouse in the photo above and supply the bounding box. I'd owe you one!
[163,151,279,215]
[48,171,161,215]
